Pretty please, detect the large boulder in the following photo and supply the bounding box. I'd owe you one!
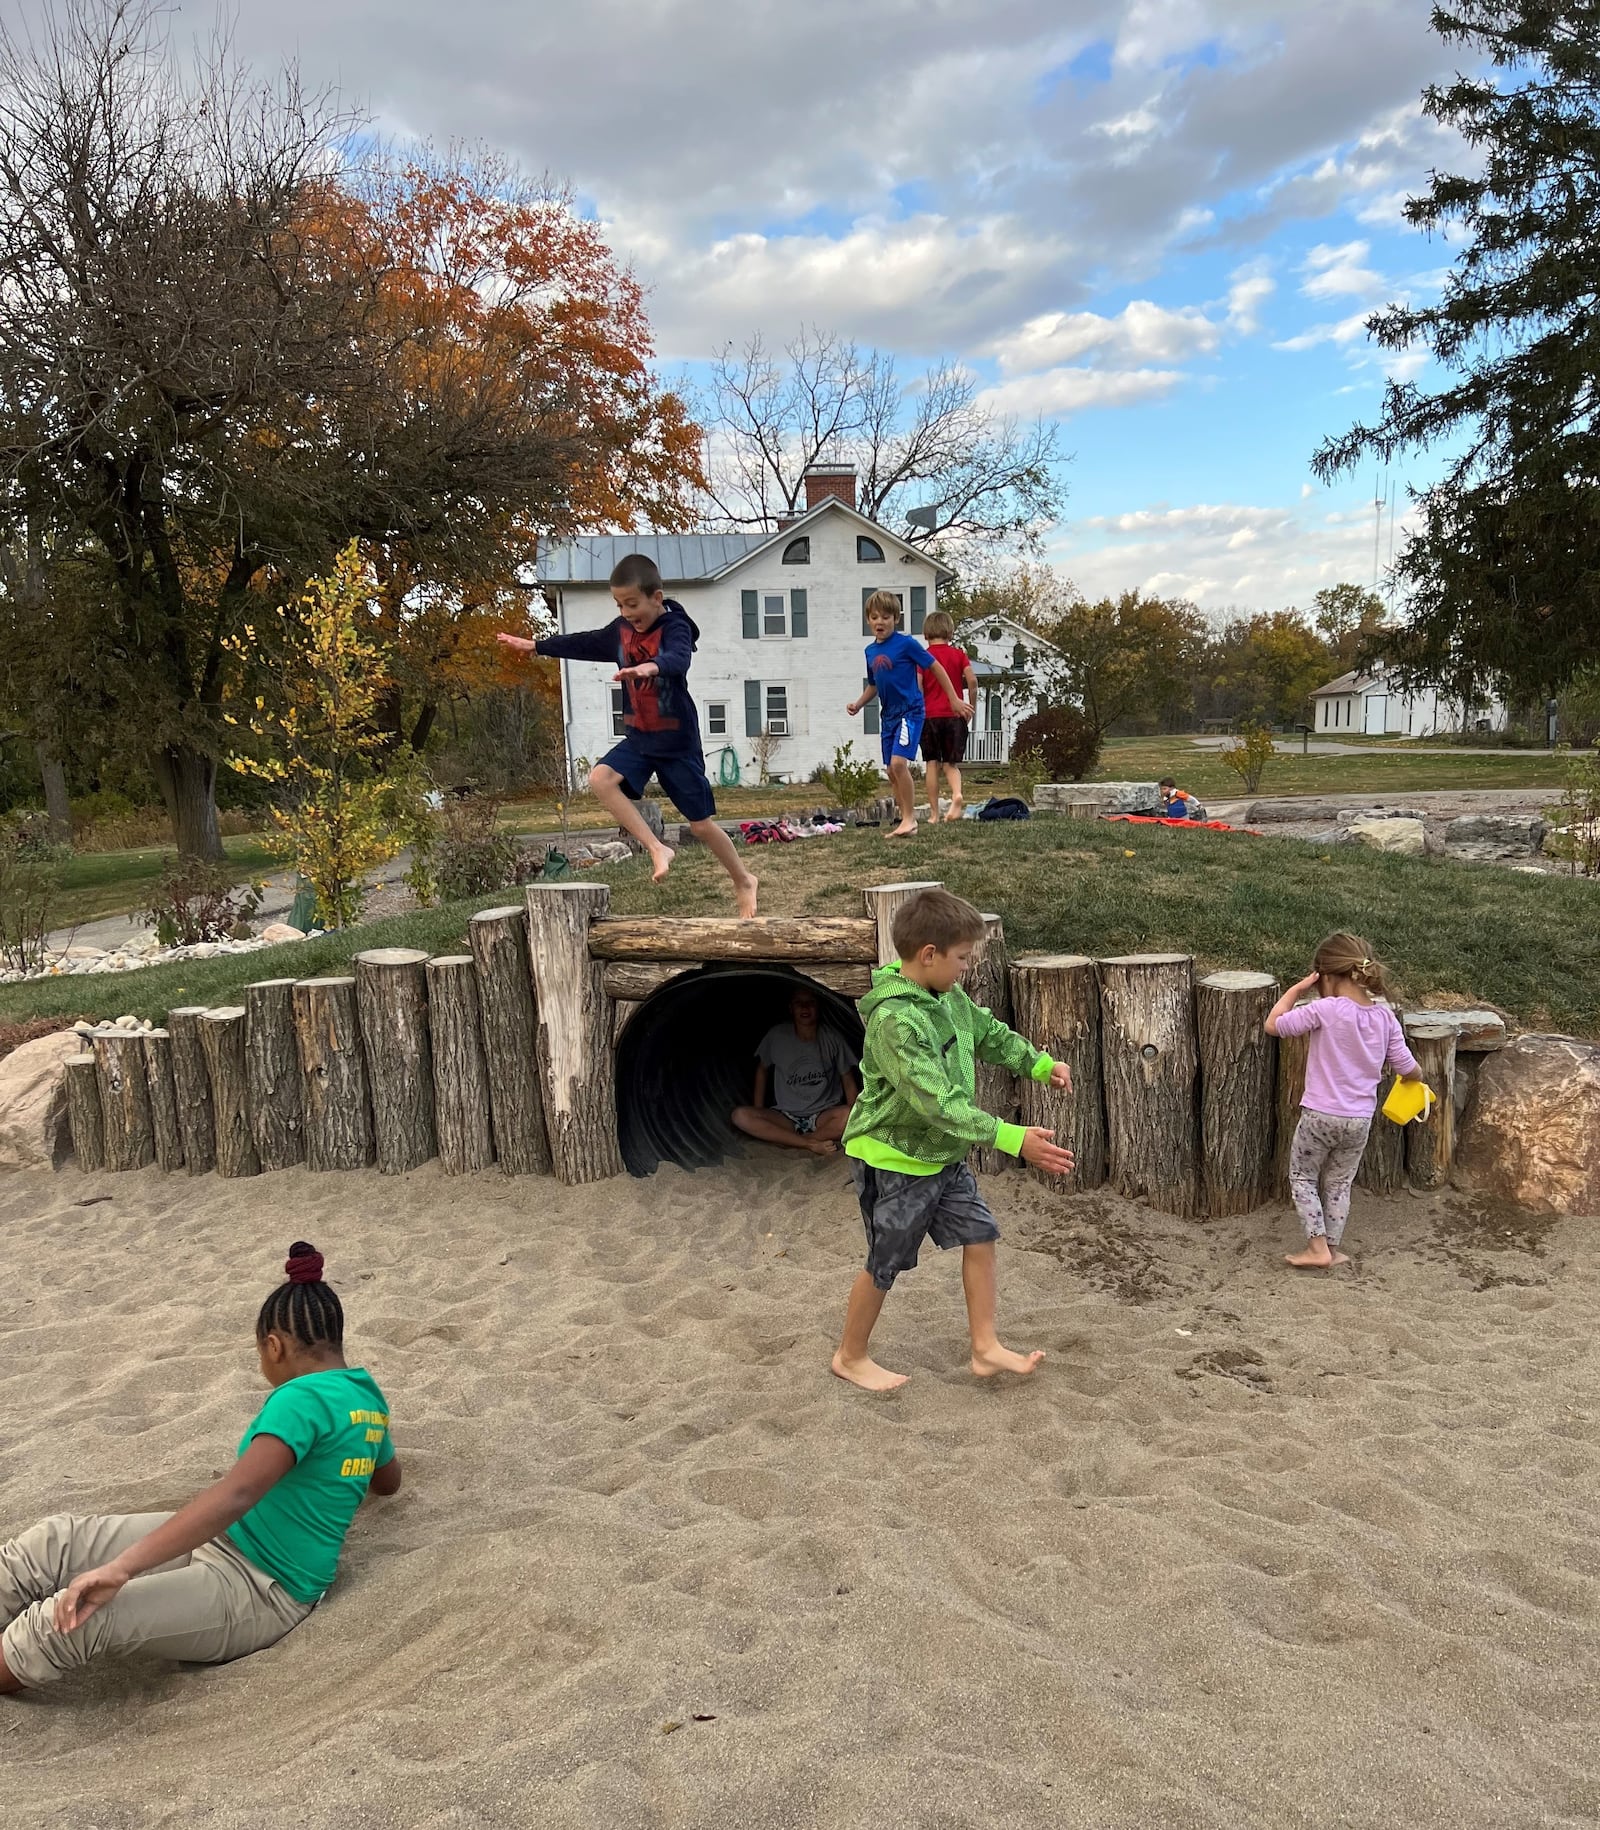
[1444,813,1546,859]
[258,921,307,944]
[1345,815,1427,856]
[1241,799,1347,823]
[1336,805,1430,824]
[0,1030,84,1171]
[1037,780,1160,815]
[1456,1034,1600,1216]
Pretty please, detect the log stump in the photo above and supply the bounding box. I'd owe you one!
[354,948,437,1175]
[200,1008,260,1179]
[142,1029,185,1173]
[966,914,1015,1176]
[426,955,496,1176]
[861,882,943,966]
[93,1029,155,1172]
[65,1054,105,1172]
[613,998,641,1044]
[167,1008,217,1176]
[1273,1020,1312,1200]
[246,978,306,1172]
[293,977,374,1171]
[1099,954,1198,1215]
[621,798,667,853]
[1010,954,1107,1189]
[1195,971,1278,1216]
[1405,1020,1457,1191]
[468,905,553,1178]
[1357,1073,1406,1194]
[524,883,623,1184]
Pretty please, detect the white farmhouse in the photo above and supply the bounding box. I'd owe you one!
[1310,659,1506,738]
[955,613,1057,765]
[537,465,954,787]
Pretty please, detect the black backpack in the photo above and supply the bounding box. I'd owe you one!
[977,797,1031,822]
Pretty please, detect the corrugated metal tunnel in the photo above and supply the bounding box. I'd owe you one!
[615,964,865,1176]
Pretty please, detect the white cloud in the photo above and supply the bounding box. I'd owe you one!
[1225,263,1276,333]
[987,299,1221,373]
[1275,308,1373,352]
[977,366,1186,417]
[1301,240,1383,299]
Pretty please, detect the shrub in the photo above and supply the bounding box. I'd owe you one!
[1219,720,1275,794]
[430,793,540,900]
[0,817,68,972]
[1545,754,1600,878]
[815,742,881,815]
[143,858,265,947]
[1011,705,1102,783]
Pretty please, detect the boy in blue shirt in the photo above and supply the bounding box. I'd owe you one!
[498,553,758,916]
[847,592,970,838]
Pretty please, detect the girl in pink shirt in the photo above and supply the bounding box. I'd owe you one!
[1265,932,1422,1270]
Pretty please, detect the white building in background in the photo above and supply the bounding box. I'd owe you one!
[1310,659,1506,738]
[954,614,1058,764]
[536,465,954,786]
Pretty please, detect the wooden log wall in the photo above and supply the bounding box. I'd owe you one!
[469,906,552,1178]
[168,1008,217,1176]
[589,915,877,964]
[1195,971,1277,1216]
[967,914,1016,1177]
[1009,954,1107,1190]
[427,955,496,1177]
[246,979,306,1172]
[355,949,437,1175]
[861,883,942,967]
[142,1029,185,1173]
[294,977,374,1171]
[1405,1021,1457,1190]
[200,1008,260,1179]
[65,1055,105,1172]
[1099,954,1200,1217]
[93,1030,155,1173]
[1356,1075,1406,1194]
[525,883,624,1184]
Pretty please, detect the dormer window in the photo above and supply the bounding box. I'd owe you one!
[856,536,885,564]
[782,536,810,565]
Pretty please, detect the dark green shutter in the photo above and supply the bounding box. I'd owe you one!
[863,678,880,735]
[862,587,875,636]
[910,585,926,634]
[741,590,758,639]
[744,680,762,736]
[790,588,808,637]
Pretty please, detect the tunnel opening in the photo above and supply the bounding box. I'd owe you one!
[615,963,866,1176]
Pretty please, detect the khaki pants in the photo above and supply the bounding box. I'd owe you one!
[1,1513,312,1688]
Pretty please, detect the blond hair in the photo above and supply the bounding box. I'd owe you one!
[893,887,986,959]
[922,608,956,642]
[1313,931,1391,1000]
[864,590,903,626]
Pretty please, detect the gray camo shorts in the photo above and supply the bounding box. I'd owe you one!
[851,1159,1000,1291]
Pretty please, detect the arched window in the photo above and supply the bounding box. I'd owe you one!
[856,536,885,563]
[1012,642,1028,670]
[781,537,810,565]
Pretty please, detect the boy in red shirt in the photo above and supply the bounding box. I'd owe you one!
[918,611,978,822]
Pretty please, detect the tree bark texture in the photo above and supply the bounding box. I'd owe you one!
[35,742,71,843]
[588,915,879,964]
[966,915,1015,1176]
[613,998,641,1044]
[93,1030,155,1172]
[167,1008,217,1176]
[142,1029,185,1173]
[245,979,306,1172]
[1273,1018,1312,1200]
[425,955,496,1176]
[1195,971,1278,1216]
[1099,954,1198,1216]
[65,1054,105,1172]
[1405,1021,1457,1191]
[150,742,224,861]
[599,960,875,1003]
[1357,1074,1407,1194]
[524,884,623,1184]
[354,949,437,1175]
[200,1008,260,1179]
[1010,954,1108,1190]
[293,977,374,1172]
[467,906,553,1178]
[860,883,943,966]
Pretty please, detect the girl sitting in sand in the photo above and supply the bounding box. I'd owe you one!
[0,1242,400,1693]
[1265,933,1424,1271]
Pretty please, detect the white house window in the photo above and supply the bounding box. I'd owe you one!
[857,536,885,563]
[763,593,787,636]
[610,687,626,737]
[765,684,789,733]
[706,701,728,736]
[986,691,1003,733]
[782,537,810,565]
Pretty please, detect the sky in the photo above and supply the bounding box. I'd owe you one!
[210,0,1471,618]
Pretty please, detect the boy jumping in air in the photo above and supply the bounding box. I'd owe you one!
[498,554,758,917]
[833,888,1075,1392]
[847,592,970,838]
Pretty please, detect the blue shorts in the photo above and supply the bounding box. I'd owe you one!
[598,742,716,823]
[879,707,924,766]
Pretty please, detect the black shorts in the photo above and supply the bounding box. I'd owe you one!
[598,741,716,823]
[920,718,969,765]
[851,1159,1000,1291]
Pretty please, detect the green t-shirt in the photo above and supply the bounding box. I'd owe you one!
[226,1366,394,1605]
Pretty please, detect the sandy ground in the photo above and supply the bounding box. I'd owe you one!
[2,1153,1597,1830]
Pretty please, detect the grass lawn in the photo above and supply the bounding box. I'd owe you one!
[50,835,284,931]
[1095,736,1570,800]
[7,818,1597,1037]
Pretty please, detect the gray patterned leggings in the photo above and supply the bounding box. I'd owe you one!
[1288,1110,1372,1246]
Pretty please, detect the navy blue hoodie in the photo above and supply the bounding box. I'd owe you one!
[539,599,703,758]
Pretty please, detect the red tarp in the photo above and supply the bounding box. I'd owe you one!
[1104,814,1251,833]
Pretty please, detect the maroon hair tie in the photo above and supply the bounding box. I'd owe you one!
[285,1246,325,1284]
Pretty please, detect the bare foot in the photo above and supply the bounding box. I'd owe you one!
[735,873,758,919]
[1285,1242,1334,1269]
[971,1344,1046,1378]
[946,799,965,821]
[1328,1249,1350,1265]
[803,1137,839,1157]
[648,844,676,885]
[887,820,918,838]
[831,1350,909,1392]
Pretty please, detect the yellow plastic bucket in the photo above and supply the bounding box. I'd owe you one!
[1382,1077,1436,1126]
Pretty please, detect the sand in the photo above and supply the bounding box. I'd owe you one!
[2,1153,1597,1829]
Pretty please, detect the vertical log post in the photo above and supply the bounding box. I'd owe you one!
[293,977,374,1171]
[524,883,623,1184]
[65,1054,105,1172]
[1405,1020,1457,1191]
[1357,1073,1407,1194]
[354,949,437,1175]
[426,955,496,1176]
[142,1029,185,1173]
[167,1008,217,1176]
[200,1008,260,1179]
[1010,954,1108,1189]
[861,881,943,966]
[246,979,306,1172]
[93,1029,155,1172]
[1273,1011,1314,1199]
[966,914,1015,1176]
[1195,971,1278,1216]
[614,998,641,1044]
[468,906,553,1177]
[1099,954,1199,1216]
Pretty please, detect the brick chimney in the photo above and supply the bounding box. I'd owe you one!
[802,462,857,512]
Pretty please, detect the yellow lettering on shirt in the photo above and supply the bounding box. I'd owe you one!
[347,1409,389,1427]
[339,1456,378,1479]
[366,1427,384,1444]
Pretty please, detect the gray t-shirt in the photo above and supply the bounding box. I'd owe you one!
[757,1023,851,1118]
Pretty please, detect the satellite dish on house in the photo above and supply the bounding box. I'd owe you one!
[904,504,940,532]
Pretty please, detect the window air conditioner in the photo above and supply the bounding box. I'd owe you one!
[767,718,788,736]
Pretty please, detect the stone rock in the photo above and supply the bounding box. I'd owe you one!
[1241,799,1347,824]
[1456,1034,1600,1216]
[1038,780,1159,815]
[1402,1008,1508,1052]
[1336,806,1430,824]
[63,945,107,961]
[1443,813,1546,857]
[0,1031,84,1170]
[1345,816,1427,856]
[258,922,307,944]
[620,798,667,853]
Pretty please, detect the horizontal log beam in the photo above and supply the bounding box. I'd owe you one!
[600,959,875,1001]
[587,916,878,964]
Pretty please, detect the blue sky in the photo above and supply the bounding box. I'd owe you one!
[204,0,1468,617]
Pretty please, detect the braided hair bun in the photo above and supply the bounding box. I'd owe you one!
[285,1242,325,1284]
[258,1241,344,1348]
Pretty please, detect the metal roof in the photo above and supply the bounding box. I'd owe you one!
[537,534,767,585]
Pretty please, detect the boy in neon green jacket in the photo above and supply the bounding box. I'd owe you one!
[832,888,1076,1392]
